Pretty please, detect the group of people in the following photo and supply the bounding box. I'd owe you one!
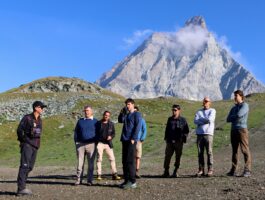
[73,98,147,189]
[162,90,251,179]
[15,89,251,196]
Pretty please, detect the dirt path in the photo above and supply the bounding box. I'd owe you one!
[1,125,265,200]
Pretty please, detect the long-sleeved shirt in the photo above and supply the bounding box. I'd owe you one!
[74,117,98,143]
[164,116,189,143]
[118,111,142,142]
[96,120,115,148]
[17,113,43,149]
[194,108,216,135]
[137,118,147,141]
[227,102,249,130]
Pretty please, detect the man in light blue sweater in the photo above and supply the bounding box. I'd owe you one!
[194,97,216,177]
[227,90,251,177]
[134,106,147,178]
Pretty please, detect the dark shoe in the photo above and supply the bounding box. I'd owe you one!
[119,181,128,188]
[87,181,93,186]
[171,169,179,178]
[162,170,170,178]
[226,171,237,177]
[112,173,121,180]
[242,171,251,177]
[17,188,32,196]
[122,181,137,189]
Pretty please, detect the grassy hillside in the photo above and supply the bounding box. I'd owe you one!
[1,93,265,168]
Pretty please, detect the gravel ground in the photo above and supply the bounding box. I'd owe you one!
[1,125,265,200]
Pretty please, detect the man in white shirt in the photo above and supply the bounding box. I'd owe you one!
[194,97,216,177]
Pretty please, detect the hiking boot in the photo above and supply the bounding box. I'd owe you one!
[171,169,179,178]
[112,173,121,180]
[17,188,32,196]
[122,181,137,189]
[162,170,170,178]
[96,175,102,180]
[226,170,237,177]
[207,169,213,177]
[242,171,251,177]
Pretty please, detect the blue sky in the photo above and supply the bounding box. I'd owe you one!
[0,0,264,92]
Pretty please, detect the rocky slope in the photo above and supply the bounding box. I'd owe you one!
[97,16,265,100]
[0,77,121,121]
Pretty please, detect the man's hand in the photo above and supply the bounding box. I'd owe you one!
[107,136,112,141]
[131,140,135,144]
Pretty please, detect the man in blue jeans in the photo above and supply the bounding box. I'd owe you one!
[118,98,142,189]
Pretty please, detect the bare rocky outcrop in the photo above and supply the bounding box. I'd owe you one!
[0,77,117,121]
[16,76,102,93]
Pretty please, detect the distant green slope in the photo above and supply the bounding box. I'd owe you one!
[1,93,265,167]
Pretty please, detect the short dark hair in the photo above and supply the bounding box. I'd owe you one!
[234,90,244,100]
[172,104,181,110]
[125,98,135,104]
[134,106,139,111]
[103,110,111,116]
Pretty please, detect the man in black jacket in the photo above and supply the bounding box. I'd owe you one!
[163,104,189,178]
[16,101,47,196]
[95,111,120,180]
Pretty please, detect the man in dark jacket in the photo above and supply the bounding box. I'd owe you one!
[17,101,47,196]
[95,111,121,180]
[118,98,142,189]
[74,105,97,186]
[163,104,189,178]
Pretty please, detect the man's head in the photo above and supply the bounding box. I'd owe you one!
[234,90,244,103]
[102,110,111,122]
[134,106,139,112]
[125,98,135,112]
[83,105,93,118]
[32,101,47,114]
[172,104,181,118]
[202,97,211,109]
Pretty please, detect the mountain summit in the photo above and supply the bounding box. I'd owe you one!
[97,16,265,100]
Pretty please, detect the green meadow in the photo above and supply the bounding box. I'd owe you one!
[1,93,265,168]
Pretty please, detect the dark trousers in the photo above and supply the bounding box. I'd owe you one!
[230,128,251,172]
[164,141,183,171]
[122,141,136,183]
[17,143,38,191]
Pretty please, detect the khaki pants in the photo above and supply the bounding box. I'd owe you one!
[96,142,117,175]
[231,128,251,172]
[76,142,96,183]
[164,141,183,170]
[197,135,213,170]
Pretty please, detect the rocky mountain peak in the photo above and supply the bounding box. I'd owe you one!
[97,16,265,100]
[185,16,207,29]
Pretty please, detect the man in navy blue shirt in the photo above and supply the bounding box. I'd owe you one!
[118,98,142,189]
[74,105,97,186]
